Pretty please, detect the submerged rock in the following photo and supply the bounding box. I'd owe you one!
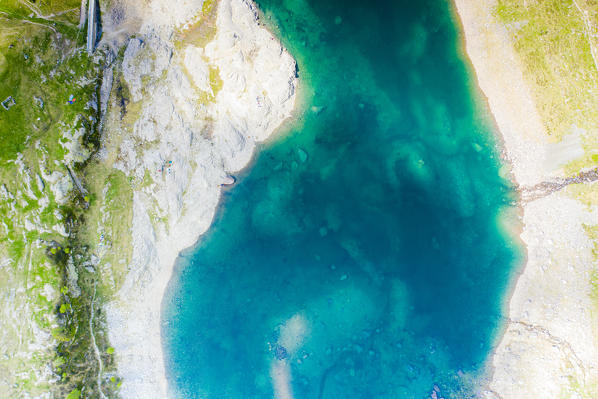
[311,105,325,114]
[297,148,308,163]
[274,345,288,360]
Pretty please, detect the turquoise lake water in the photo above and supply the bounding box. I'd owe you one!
[162,0,522,397]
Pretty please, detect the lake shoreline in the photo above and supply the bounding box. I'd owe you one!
[453,0,598,397]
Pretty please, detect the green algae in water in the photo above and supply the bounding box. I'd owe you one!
[162,0,522,397]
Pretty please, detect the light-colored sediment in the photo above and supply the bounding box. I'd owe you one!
[103,0,297,397]
[453,0,598,397]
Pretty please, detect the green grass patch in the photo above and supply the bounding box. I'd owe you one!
[0,5,121,396]
[585,224,598,306]
[78,163,134,293]
[176,0,219,49]
[65,388,81,399]
[209,65,223,97]
[494,0,598,150]
[0,26,99,162]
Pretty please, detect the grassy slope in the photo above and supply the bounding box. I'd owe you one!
[0,1,121,397]
[494,1,598,397]
[495,0,598,173]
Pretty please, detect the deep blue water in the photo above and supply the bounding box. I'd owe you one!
[162,0,521,398]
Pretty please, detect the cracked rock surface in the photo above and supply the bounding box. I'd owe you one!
[102,0,297,397]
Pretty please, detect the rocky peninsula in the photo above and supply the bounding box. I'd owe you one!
[99,0,297,396]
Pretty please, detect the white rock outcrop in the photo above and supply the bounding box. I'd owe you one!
[105,0,297,397]
[486,195,598,398]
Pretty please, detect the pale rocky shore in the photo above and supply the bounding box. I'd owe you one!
[453,0,598,398]
[99,0,297,397]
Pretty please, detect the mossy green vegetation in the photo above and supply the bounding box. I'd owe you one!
[0,0,82,19]
[171,0,224,109]
[79,165,134,293]
[585,224,598,308]
[176,0,219,49]
[0,26,98,162]
[560,375,598,399]
[0,3,121,398]
[0,0,81,38]
[593,279,598,381]
[494,0,598,173]
[494,7,598,370]
[563,131,598,175]
[567,181,598,206]
[66,388,81,399]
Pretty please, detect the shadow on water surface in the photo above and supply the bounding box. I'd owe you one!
[162,0,522,398]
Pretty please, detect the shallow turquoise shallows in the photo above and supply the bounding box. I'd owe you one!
[162,0,522,398]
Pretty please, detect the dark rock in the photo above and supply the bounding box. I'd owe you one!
[274,345,288,360]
